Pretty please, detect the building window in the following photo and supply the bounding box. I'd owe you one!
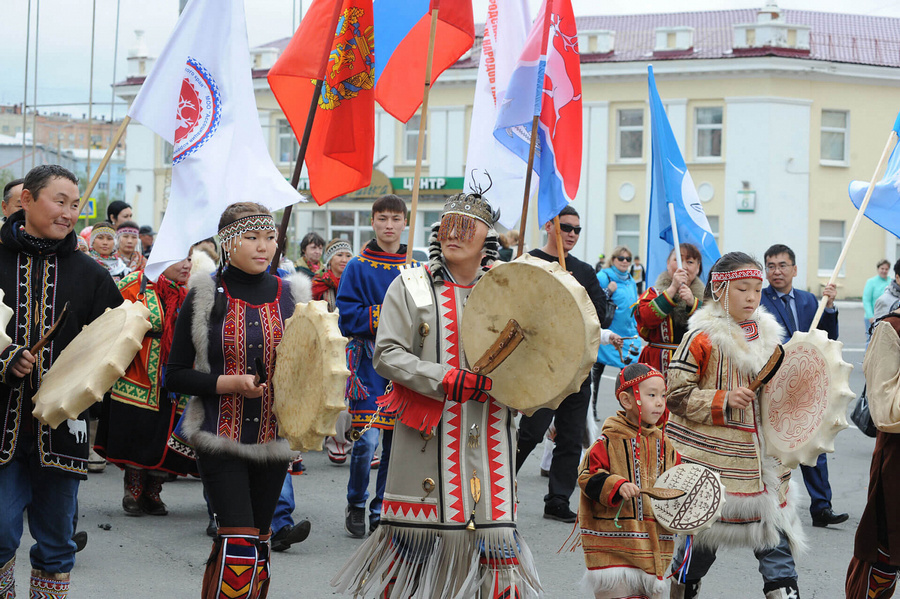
[616,109,643,161]
[706,215,720,241]
[404,115,427,163]
[278,119,298,164]
[162,142,174,165]
[818,220,845,275]
[614,214,641,253]
[329,210,378,251]
[694,107,723,159]
[820,110,848,164]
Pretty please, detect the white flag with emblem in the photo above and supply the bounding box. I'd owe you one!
[128,0,302,280]
[463,0,531,229]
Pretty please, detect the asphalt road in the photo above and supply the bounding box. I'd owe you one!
[13,303,873,598]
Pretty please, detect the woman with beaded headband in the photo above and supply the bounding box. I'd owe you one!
[664,252,805,599]
[333,186,542,598]
[115,220,147,272]
[165,202,311,599]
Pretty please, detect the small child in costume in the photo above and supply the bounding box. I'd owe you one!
[577,363,681,599]
[665,252,805,599]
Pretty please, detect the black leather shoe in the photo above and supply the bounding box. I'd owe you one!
[543,503,577,523]
[811,508,849,527]
[271,520,311,552]
[72,531,88,553]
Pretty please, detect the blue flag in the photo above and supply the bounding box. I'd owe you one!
[647,65,720,285]
[849,112,900,237]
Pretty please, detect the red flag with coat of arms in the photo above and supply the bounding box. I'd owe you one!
[268,0,375,205]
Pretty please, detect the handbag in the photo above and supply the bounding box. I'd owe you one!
[850,384,878,438]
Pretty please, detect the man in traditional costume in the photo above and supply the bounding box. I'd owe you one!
[1,179,24,221]
[332,190,540,599]
[0,165,123,599]
[335,195,409,538]
[846,309,900,597]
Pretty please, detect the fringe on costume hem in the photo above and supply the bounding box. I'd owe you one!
[692,458,806,556]
[376,384,443,433]
[580,567,668,598]
[331,523,542,598]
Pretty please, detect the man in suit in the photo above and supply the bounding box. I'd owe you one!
[760,243,849,528]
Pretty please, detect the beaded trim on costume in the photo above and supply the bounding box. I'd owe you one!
[738,320,759,341]
[90,223,116,246]
[709,268,762,282]
[615,368,664,396]
[217,214,276,248]
[116,226,140,238]
[324,240,352,267]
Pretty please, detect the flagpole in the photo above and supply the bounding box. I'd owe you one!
[272,0,345,269]
[78,115,130,214]
[406,7,440,264]
[667,203,683,269]
[810,129,898,329]
[552,216,566,271]
[515,0,553,260]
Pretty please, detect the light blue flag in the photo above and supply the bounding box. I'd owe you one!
[849,112,900,237]
[647,65,720,286]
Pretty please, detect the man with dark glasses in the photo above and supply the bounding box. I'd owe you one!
[515,205,620,523]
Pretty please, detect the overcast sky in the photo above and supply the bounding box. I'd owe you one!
[2,0,899,121]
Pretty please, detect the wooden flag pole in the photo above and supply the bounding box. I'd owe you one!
[515,0,553,260]
[272,0,345,269]
[667,203,683,270]
[553,216,566,271]
[406,8,440,264]
[78,115,130,215]
[810,129,898,329]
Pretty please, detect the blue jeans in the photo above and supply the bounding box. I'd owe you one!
[0,435,80,573]
[271,472,295,534]
[346,428,392,516]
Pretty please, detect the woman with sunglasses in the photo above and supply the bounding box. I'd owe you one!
[591,246,643,418]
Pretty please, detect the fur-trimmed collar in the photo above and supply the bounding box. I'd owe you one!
[688,301,785,376]
[654,271,705,300]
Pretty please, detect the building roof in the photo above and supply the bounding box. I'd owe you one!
[116,7,900,88]
[572,9,900,67]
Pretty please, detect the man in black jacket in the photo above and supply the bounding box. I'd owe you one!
[0,165,122,597]
[517,205,618,523]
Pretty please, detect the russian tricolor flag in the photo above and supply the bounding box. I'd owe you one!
[374,0,474,123]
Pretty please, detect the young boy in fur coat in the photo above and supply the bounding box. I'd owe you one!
[665,252,805,599]
[577,363,681,599]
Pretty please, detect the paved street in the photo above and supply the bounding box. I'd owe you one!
[13,303,873,598]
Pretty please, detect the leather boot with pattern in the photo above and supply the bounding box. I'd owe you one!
[0,557,14,599]
[252,531,271,599]
[764,579,800,599]
[140,473,168,516]
[201,527,259,599]
[122,467,143,516]
[670,578,702,599]
[29,570,68,599]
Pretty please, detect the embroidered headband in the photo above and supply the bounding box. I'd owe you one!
[616,363,665,396]
[116,226,140,239]
[709,268,763,283]
[217,214,277,248]
[323,240,352,266]
[90,222,116,246]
